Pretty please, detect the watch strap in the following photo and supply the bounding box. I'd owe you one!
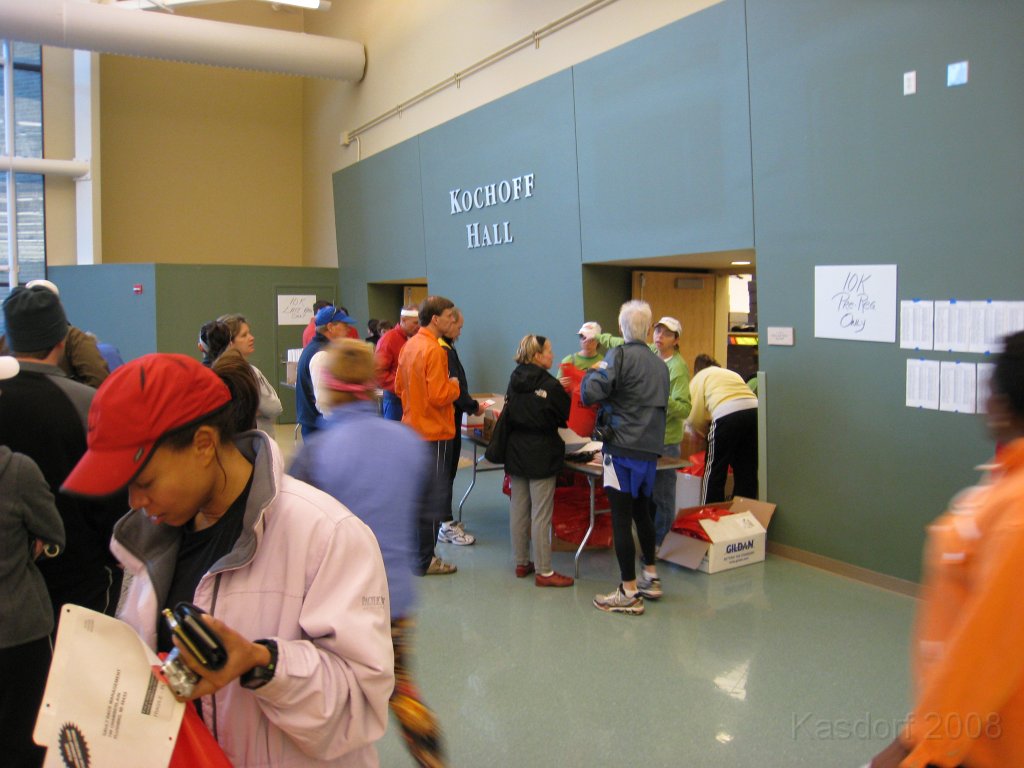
[240,639,278,690]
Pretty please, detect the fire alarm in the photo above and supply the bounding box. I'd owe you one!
[132,284,143,295]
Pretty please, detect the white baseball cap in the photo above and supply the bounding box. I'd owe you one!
[655,316,682,335]
[26,278,60,296]
[577,321,602,340]
[0,356,19,380]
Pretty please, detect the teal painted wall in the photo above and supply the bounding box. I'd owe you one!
[334,139,427,341]
[51,264,338,424]
[333,0,1024,580]
[153,264,338,423]
[747,0,1024,580]
[51,264,158,362]
[574,0,754,262]
[418,70,584,391]
[335,72,586,393]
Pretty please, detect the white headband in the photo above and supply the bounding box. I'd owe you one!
[400,309,418,318]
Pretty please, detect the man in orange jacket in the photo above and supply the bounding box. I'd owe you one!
[396,296,462,576]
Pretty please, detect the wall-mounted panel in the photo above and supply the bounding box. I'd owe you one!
[333,138,428,327]
[574,0,754,263]
[154,264,338,423]
[418,70,585,392]
[748,0,1024,580]
[51,264,158,363]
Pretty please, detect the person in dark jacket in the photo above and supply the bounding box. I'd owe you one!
[581,300,668,615]
[296,305,354,439]
[504,334,573,587]
[0,356,67,768]
[0,287,124,626]
[438,307,482,546]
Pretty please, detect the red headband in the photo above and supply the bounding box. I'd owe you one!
[321,371,376,400]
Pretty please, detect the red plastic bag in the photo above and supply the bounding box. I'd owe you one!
[682,451,706,476]
[502,472,612,548]
[169,702,233,768]
[551,476,612,548]
[682,451,734,478]
[154,652,233,768]
[670,505,731,541]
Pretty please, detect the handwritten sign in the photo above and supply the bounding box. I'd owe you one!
[277,294,316,326]
[814,265,897,343]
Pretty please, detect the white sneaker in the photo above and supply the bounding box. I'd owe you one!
[593,584,644,615]
[437,520,476,546]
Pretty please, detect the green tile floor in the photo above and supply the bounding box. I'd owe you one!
[373,467,917,768]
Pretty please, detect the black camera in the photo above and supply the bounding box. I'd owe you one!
[592,408,615,445]
[159,602,228,698]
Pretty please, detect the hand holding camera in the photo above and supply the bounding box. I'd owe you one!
[160,603,228,698]
[160,603,275,700]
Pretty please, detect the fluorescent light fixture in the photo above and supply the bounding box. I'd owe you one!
[272,0,321,8]
[731,260,751,266]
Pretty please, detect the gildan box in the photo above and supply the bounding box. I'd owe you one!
[659,497,776,574]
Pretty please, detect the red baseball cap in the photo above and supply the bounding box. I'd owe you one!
[62,354,231,497]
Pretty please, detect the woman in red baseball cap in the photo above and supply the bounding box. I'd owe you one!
[62,353,394,768]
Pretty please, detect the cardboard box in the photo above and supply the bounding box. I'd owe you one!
[658,497,776,574]
[471,396,505,442]
[673,468,732,509]
[462,393,502,428]
[284,348,303,387]
[675,472,702,511]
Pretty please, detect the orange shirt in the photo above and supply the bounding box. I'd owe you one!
[395,327,459,441]
[900,438,1024,768]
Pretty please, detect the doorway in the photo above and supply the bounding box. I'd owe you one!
[632,270,717,371]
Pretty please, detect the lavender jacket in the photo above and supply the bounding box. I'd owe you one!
[111,431,394,768]
[289,400,428,621]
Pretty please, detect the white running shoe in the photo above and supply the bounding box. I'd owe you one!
[437,520,476,546]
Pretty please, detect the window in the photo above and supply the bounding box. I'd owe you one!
[1,40,46,291]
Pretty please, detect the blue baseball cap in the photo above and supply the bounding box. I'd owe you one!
[315,305,355,326]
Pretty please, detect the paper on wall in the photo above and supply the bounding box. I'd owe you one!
[939,361,977,414]
[900,300,934,350]
[934,300,972,353]
[906,359,940,410]
[34,605,185,768]
[813,265,897,343]
[977,363,995,410]
[277,294,317,326]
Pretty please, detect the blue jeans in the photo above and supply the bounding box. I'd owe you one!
[381,390,403,421]
[652,442,681,548]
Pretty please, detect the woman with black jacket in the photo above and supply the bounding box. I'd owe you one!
[504,334,573,587]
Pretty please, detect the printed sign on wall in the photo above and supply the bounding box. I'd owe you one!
[814,265,898,343]
[277,294,316,326]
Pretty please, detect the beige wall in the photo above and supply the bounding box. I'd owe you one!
[98,3,304,266]
[42,47,77,267]
[38,0,718,269]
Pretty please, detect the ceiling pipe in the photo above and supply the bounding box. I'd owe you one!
[1,155,91,177]
[0,0,365,81]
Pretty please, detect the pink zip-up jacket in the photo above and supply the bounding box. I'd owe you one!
[110,431,394,767]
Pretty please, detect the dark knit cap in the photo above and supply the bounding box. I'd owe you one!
[2,286,69,353]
